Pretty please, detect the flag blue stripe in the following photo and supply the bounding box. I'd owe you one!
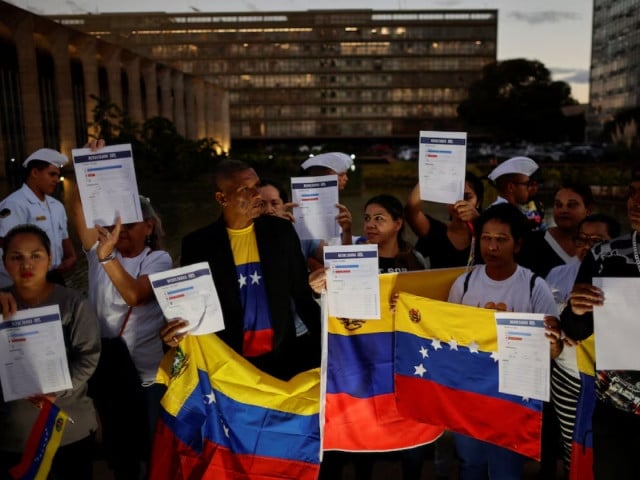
[326,332,393,398]
[396,331,542,411]
[169,370,320,463]
[21,405,61,480]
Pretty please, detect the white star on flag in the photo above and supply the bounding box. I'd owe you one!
[419,346,429,358]
[238,273,247,288]
[431,339,442,350]
[205,390,216,404]
[414,363,427,377]
[490,351,500,362]
[223,423,230,438]
[250,270,262,285]
[448,339,458,351]
[468,341,479,354]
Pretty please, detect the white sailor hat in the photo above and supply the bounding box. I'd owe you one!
[301,152,353,174]
[22,148,68,168]
[487,156,538,182]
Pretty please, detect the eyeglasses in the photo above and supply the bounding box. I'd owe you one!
[512,181,533,187]
[573,235,605,247]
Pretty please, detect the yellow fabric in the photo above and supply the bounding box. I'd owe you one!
[157,334,320,417]
[227,224,259,266]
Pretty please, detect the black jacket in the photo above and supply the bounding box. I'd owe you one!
[181,214,320,379]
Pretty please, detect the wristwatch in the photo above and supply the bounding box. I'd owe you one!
[99,251,116,264]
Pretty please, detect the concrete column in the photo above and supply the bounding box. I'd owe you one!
[210,86,231,152]
[172,71,185,136]
[14,14,44,154]
[50,28,76,156]
[102,46,122,109]
[205,83,215,139]
[193,78,206,139]
[77,37,99,139]
[142,62,158,118]
[125,56,143,126]
[158,68,172,121]
[184,76,196,140]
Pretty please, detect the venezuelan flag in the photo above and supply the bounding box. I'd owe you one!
[570,336,595,480]
[323,268,462,452]
[394,293,543,460]
[9,400,68,480]
[150,334,321,480]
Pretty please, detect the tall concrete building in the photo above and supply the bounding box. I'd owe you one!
[50,9,497,143]
[0,0,230,178]
[590,0,640,128]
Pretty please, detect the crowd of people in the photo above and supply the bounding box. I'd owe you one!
[0,143,638,480]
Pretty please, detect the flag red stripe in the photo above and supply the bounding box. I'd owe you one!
[324,391,442,451]
[151,419,320,480]
[395,374,542,460]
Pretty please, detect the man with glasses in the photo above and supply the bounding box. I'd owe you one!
[487,156,539,209]
[561,167,640,479]
[545,214,620,475]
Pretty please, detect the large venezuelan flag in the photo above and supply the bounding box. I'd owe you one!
[323,268,463,452]
[394,293,543,460]
[9,400,68,480]
[151,334,321,480]
[570,336,595,480]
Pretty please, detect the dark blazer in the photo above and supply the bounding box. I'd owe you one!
[181,214,320,379]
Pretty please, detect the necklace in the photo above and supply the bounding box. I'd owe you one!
[633,231,640,274]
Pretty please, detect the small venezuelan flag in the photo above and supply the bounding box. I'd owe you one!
[9,400,68,480]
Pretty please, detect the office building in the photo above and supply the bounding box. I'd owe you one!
[51,9,497,143]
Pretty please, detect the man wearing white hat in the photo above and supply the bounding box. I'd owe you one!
[487,156,539,208]
[300,152,354,245]
[0,148,77,286]
[301,152,353,192]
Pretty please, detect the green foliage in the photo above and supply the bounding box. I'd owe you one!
[89,96,224,179]
[457,59,579,143]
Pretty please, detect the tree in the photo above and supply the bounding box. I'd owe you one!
[457,59,578,142]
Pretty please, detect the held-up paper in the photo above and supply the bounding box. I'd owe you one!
[418,131,467,205]
[495,313,550,402]
[72,143,143,228]
[593,277,640,370]
[0,306,72,402]
[324,244,380,320]
[149,262,225,335]
[291,175,340,241]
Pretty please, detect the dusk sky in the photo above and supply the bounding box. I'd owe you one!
[11,0,593,103]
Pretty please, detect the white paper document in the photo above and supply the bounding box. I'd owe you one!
[149,262,225,335]
[291,175,340,241]
[495,313,550,402]
[72,143,143,228]
[593,277,640,370]
[0,306,72,402]
[324,244,380,320]
[418,131,467,205]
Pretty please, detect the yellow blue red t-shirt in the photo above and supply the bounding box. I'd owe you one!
[228,224,274,357]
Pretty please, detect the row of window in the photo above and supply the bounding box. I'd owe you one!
[231,103,458,119]
[229,87,466,104]
[149,40,495,59]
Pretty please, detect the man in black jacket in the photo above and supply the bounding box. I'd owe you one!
[162,160,320,380]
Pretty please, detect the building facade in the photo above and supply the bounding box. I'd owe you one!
[50,9,497,143]
[590,0,640,127]
[0,0,230,178]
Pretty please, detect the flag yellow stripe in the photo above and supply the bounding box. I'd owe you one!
[396,293,498,352]
[158,334,319,416]
[328,268,465,336]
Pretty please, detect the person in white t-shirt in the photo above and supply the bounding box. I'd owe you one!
[448,203,560,480]
[70,145,172,479]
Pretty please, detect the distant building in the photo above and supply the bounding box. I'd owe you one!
[589,0,640,135]
[49,9,497,143]
[0,0,230,178]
